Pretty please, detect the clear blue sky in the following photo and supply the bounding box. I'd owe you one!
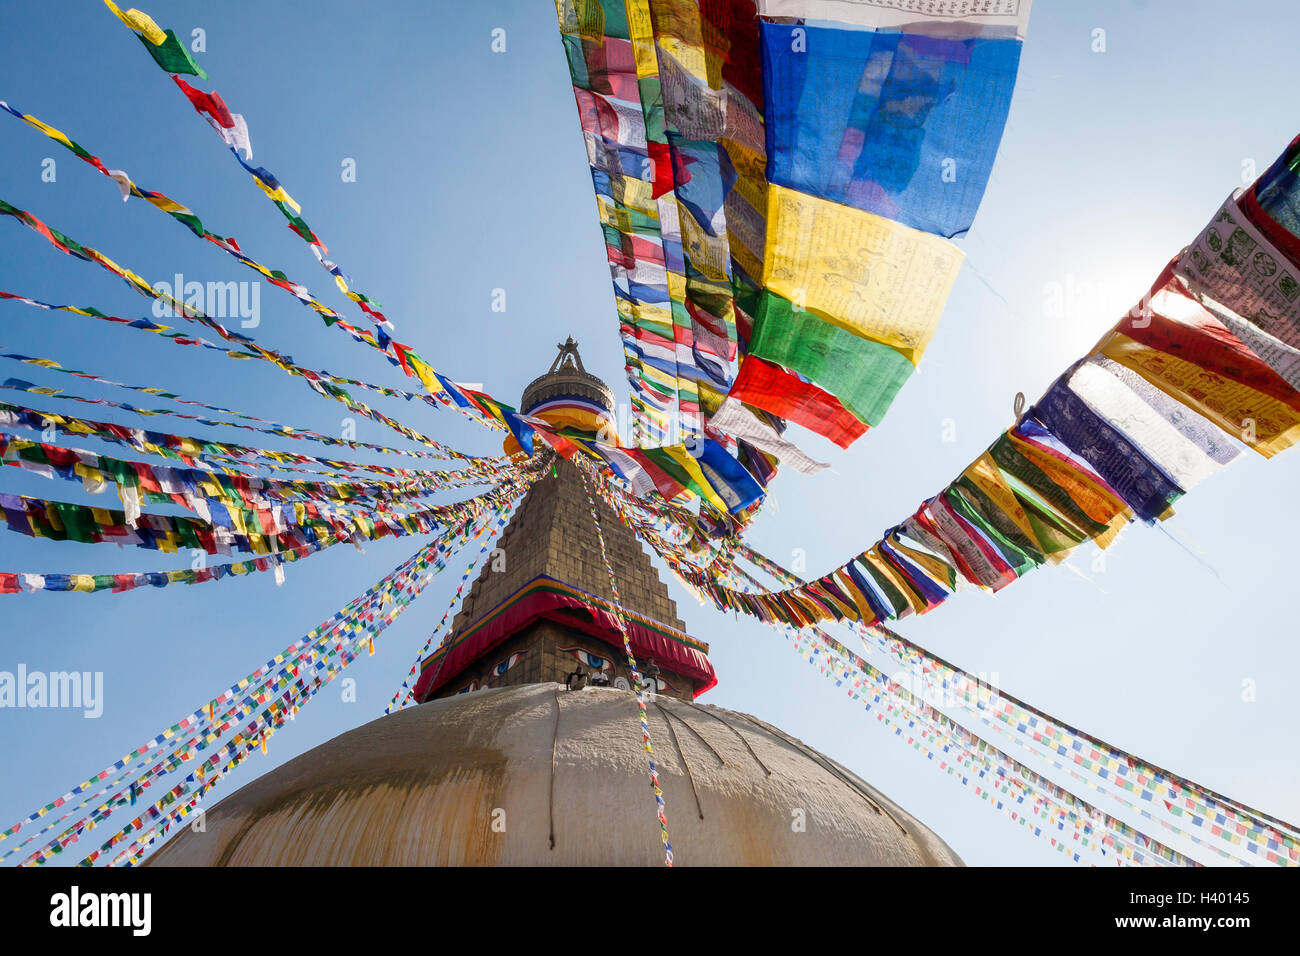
[0,1,1296,866]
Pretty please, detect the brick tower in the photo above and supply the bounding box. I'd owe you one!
[412,340,716,702]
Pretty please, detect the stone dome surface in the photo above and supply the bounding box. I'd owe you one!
[146,683,962,866]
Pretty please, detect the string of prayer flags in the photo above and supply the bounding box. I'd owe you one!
[0,290,471,459]
[0,197,501,457]
[0,288,443,408]
[552,2,1028,501]
[0,432,505,536]
[664,527,1296,866]
[10,504,507,865]
[594,493,1205,865]
[857,618,1299,865]
[0,366,448,465]
[386,500,517,712]
[0,96,396,341]
[4,191,742,515]
[92,510,501,866]
[0,470,533,561]
[0,398,505,484]
[644,133,1300,638]
[4,549,305,595]
[101,1,401,333]
[0,350,440,455]
[560,452,1300,867]
[553,0,760,445]
[3,536,440,858]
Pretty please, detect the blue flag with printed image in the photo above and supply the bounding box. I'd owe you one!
[760,22,1022,239]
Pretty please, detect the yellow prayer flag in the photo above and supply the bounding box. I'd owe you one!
[862,545,925,614]
[104,1,168,45]
[625,0,660,78]
[728,225,764,284]
[598,199,628,233]
[1101,332,1300,459]
[407,356,448,403]
[696,380,727,416]
[724,139,768,212]
[625,299,674,331]
[661,444,729,515]
[608,173,655,211]
[658,36,712,83]
[962,452,1046,555]
[21,114,76,152]
[253,177,301,214]
[142,195,188,216]
[637,360,677,392]
[886,533,957,587]
[679,208,731,280]
[1004,431,1132,550]
[666,269,687,303]
[763,184,964,364]
[832,567,880,623]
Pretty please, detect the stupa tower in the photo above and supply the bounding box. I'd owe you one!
[145,341,962,867]
[412,338,715,702]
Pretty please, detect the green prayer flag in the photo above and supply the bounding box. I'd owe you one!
[949,479,1044,570]
[853,556,909,617]
[748,290,913,426]
[50,500,97,544]
[988,435,1109,538]
[139,30,208,80]
[944,485,1038,576]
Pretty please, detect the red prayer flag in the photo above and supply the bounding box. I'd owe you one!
[648,141,674,198]
[1122,265,1300,411]
[172,75,235,128]
[727,356,867,449]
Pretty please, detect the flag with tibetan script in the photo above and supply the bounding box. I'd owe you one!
[554,0,1029,492]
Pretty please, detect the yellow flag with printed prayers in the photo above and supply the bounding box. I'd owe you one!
[763,184,964,364]
[962,452,1051,556]
[1101,332,1300,459]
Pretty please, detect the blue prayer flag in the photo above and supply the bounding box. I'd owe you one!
[760,22,1022,239]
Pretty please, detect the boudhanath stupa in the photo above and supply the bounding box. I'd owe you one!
[148,341,961,866]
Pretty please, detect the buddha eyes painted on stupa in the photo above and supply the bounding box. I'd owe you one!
[561,646,613,672]
[453,651,528,694]
[491,653,524,678]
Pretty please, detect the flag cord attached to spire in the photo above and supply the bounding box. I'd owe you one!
[579,466,674,867]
